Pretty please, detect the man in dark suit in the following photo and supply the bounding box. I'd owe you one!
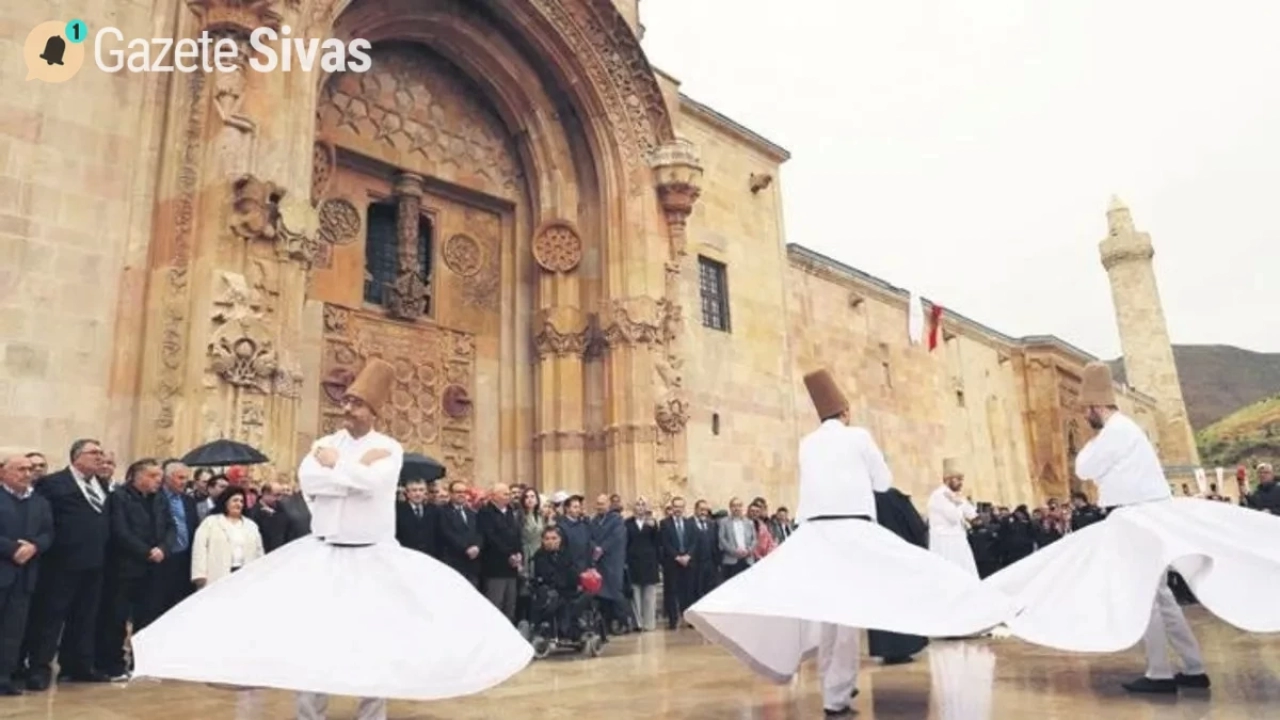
[21,438,111,689]
[395,479,439,558]
[0,455,54,696]
[477,483,522,622]
[438,480,482,587]
[277,489,312,547]
[659,496,696,629]
[689,499,719,603]
[96,458,176,679]
[156,459,199,615]
[248,482,290,553]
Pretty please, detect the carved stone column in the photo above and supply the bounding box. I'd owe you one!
[131,0,318,485]
[648,138,703,496]
[386,172,431,320]
[531,220,588,493]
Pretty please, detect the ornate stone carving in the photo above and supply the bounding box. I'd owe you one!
[384,172,431,321]
[230,174,322,266]
[534,307,588,359]
[442,385,472,419]
[532,220,583,273]
[230,175,283,242]
[1100,244,1155,271]
[185,0,290,32]
[651,138,704,258]
[322,304,349,333]
[207,271,296,395]
[312,141,335,205]
[316,45,520,200]
[654,395,690,434]
[154,71,207,457]
[317,197,360,246]
[526,0,674,173]
[205,30,254,133]
[320,306,475,467]
[443,234,482,277]
[599,297,662,347]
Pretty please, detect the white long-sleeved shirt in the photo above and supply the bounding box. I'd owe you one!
[796,419,893,522]
[1074,412,1171,508]
[927,484,976,536]
[297,428,404,544]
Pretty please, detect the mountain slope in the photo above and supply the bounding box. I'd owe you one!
[1108,345,1280,429]
[1196,395,1280,468]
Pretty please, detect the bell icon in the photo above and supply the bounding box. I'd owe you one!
[39,35,66,66]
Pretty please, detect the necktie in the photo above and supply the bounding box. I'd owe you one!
[83,479,104,513]
[459,507,467,525]
[414,505,422,519]
[676,519,685,550]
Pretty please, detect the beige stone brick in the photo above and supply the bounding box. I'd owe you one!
[0,213,36,239]
[3,343,49,378]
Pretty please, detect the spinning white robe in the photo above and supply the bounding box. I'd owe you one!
[132,428,533,700]
[927,485,978,577]
[987,412,1280,651]
[685,420,1012,685]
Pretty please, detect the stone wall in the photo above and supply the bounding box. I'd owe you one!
[675,98,799,508]
[786,251,1035,507]
[0,1,166,457]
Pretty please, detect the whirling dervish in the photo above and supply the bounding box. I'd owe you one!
[131,359,533,718]
[927,458,979,577]
[986,361,1280,693]
[685,369,1013,718]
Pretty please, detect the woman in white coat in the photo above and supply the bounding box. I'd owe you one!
[192,485,265,588]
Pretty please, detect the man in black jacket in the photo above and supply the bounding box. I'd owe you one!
[0,455,54,696]
[1248,463,1279,514]
[477,483,522,623]
[395,479,439,558]
[95,458,176,679]
[21,438,111,690]
[438,480,482,587]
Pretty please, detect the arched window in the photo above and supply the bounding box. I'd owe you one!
[363,200,434,312]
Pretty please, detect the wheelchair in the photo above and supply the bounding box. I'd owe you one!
[520,569,606,659]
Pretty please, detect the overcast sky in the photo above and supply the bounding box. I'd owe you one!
[640,0,1279,359]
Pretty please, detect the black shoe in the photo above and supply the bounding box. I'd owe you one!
[850,688,860,700]
[1122,677,1178,694]
[24,675,49,692]
[1174,672,1211,689]
[58,671,110,684]
[881,655,913,665]
[823,707,854,718]
[0,685,22,697]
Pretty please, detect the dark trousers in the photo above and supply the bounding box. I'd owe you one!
[95,569,164,676]
[0,582,34,685]
[694,559,719,603]
[661,563,694,628]
[22,565,103,679]
[156,551,193,615]
[721,559,749,581]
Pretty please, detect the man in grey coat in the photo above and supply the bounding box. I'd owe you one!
[717,497,756,581]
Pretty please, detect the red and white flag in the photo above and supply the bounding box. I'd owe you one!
[927,304,944,351]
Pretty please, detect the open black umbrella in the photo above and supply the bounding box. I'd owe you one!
[401,452,446,483]
[181,439,270,468]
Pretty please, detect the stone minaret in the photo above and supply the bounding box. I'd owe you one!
[1099,196,1200,466]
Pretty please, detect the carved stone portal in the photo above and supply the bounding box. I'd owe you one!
[230,174,322,266]
[532,220,583,274]
[320,305,476,482]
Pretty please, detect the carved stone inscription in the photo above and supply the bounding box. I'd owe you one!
[316,43,520,201]
[319,305,477,483]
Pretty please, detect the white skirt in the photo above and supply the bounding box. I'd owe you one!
[684,519,1013,683]
[131,536,533,700]
[929,532,979,577]
[986,497,1280,652]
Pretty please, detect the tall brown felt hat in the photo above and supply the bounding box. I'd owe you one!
[803,368,849,420]
[345,358,396,415]
[1079,361,1117,407]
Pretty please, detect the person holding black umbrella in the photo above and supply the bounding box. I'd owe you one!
[130,358,532,718]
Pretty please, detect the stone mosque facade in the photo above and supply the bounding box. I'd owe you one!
[1,0,1196,509]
